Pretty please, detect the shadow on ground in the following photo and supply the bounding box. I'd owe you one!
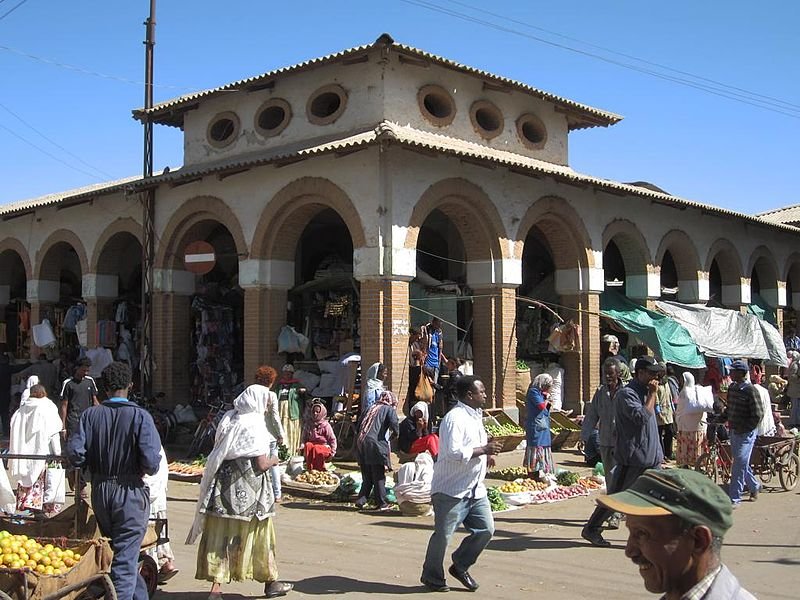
[292,575,424,595]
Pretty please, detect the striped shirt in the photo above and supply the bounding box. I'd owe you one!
[431,401,488,499]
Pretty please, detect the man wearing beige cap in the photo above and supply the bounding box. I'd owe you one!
[597,468,755,599]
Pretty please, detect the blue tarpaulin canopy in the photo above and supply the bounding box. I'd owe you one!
[600,291,706,368]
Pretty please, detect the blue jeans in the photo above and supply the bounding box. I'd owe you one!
[421,493,494,586]
[269,440,282,499]
[729,429,759,504]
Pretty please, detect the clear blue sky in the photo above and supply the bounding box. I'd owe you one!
[1,1,797,214]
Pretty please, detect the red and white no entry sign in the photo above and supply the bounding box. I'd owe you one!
[184,240,216,275]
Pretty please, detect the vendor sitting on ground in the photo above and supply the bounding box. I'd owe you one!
[398,401,439,459]
[299,400,337,471]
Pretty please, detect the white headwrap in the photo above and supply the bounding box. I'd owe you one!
[8,384,62,488]
[186,385,271,544]
[20,375,39,406]
[410,400,429,422]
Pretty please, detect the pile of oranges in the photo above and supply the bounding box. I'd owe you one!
[0,531,81,576]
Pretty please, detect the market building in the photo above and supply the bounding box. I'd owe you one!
[1,34,799,412]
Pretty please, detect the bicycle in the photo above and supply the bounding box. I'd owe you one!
[186,397,229,458]
[695,430,732,485]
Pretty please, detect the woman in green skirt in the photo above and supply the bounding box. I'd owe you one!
[186,385,293,599]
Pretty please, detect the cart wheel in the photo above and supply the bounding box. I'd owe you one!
[139,554,159,598]
[695,452,721,484]
[779,453,799,491]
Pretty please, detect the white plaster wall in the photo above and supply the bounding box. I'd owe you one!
[383,55,569,165]
[182,59,386,166]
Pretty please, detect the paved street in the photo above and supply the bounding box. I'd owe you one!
[153,448,799,599]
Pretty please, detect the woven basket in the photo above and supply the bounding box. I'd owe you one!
[282,474,340,498]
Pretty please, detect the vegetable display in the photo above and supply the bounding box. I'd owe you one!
[556,471,581,486]
[168,458,206,476]
[498,479,548,494]
[278,444,291,462]
[489,466,528,481]
[487,487,508,512]
[484,423,525,436]
[0,531,82,575]
[531,484,589,503]
[295,470,338,486]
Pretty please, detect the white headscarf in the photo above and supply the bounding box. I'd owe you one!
[410,400,429,422]
[8,386,62,488]
[186,385,271,544]
[20,375,39,406]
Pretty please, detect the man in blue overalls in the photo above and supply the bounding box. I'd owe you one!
[68,361,161,600]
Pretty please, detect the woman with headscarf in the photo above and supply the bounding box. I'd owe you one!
[397,400,439,458]
[275,364,304,457]
[674,372,708,468]
[354,390,400,510]
[9,382,62,515]
[524,373,556,480]
[187,385,293,599]
[361,362,386,421]
[299,401,337,472]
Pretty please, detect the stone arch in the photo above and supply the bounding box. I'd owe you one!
[783,253,800,287]
[253,177,367,261]
[35,229,89,281]
[747,245,779,285]
[514,196,593,269]
[404,178,506,262]
[654,229,701,282]
[705,238,743,284]
[91,218,142,273]
[602,219,651,275]
[0,238,32,282]
[157,196,247,270]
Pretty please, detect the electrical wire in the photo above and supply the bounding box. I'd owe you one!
[0,0,27,22]
[0,102,115,180]
[440,0,800,112]
[399,0,800,119]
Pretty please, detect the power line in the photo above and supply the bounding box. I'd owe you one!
[0,0,27,21]
[0,43,190,90]
[0,102,115,180]
[0,121,107,182]
[399,0,800,119]
[441,0,800,112]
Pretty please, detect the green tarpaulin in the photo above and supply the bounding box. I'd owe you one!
[600,291,706,368]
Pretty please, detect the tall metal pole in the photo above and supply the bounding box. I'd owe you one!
[140,0,156,397]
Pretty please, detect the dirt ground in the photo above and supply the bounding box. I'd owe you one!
[153,447,799,600]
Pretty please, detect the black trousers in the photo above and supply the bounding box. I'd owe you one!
[658,424,674,460]
[358,463,388,506]
[585,465,649,531]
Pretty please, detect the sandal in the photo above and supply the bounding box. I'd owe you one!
[265,581,293,598]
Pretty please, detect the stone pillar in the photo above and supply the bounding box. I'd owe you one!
[723,277,750,308]
[555,264,604,414]
[626,267,661,302]
[471,286,517,409]
[357,277,411,397]
[678,272,710,304]
[153,268,196,407]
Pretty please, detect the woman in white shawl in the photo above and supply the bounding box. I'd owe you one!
[674,372,708,468]
[361,363,386,421]
[187,385,293,599]
[9,381,63,515]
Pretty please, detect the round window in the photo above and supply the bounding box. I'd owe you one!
[255,98,291,137]
[207,111,240,148]
[469,100,504,139]
[306,84,347,125]
[417,85,456,127]
[516,114,547,149]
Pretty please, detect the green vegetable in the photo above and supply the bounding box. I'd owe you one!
[485,423,524,436]
[515,359,530,371]
[556,471,581,486]
[487,487,508,512]
[278,444,291,462]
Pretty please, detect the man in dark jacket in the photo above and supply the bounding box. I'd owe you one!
[582,355,664,547]
[724,359,763,506]
[68,361,161,600]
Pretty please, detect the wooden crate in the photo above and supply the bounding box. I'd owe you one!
[482,410,525,453]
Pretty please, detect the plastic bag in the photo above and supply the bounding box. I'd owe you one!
[32,319,57,348]
[277,326,310,354]
[75,319,88,347]
[44,466,66,505]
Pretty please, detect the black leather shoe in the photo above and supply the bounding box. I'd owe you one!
[582,527,611,547]
[420,576,450,592]
[448,565,479,591]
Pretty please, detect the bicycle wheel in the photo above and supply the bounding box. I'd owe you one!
[187,422,209,458]
[695,452,720,484]
[779,453,799,491]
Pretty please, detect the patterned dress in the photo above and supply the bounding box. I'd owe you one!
[196,457,278,583]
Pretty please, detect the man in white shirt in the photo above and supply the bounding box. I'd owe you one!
[420,375,502,593]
